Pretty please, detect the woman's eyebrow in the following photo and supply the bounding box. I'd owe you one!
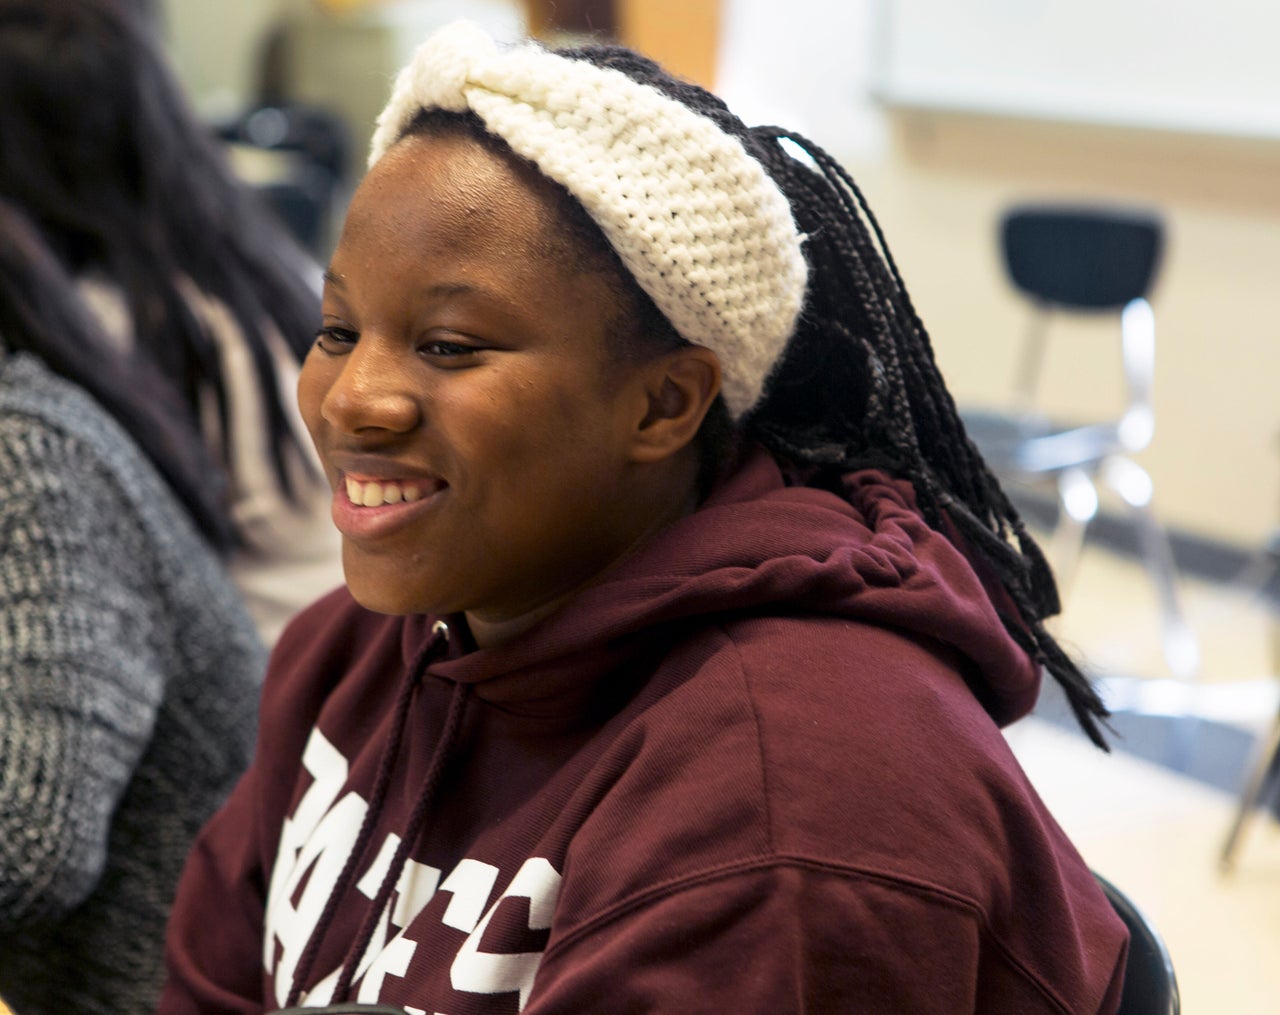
[422,281,488,301]
[322,272,491,303]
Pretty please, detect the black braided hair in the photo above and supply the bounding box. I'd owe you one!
[553,43,1112,748]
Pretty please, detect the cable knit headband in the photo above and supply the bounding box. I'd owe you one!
[368,20,808,419]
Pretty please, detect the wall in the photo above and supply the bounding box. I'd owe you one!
[618,0,720,89]
[159,0,289,116]
[874,0,1280,140]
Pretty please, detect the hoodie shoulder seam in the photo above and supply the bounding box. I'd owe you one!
[714,621,779,855]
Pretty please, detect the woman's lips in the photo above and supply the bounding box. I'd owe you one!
[331,472,447,538]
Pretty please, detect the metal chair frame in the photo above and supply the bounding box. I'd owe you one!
[963,204,1199,680]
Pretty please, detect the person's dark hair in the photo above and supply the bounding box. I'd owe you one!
[549,44,1111,747]
[0,198,232,546]
[0,0,319,518]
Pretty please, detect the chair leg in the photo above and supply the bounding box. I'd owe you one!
[1218,538,1280,872]
[1049,467,1097,602]
[1100,457,1200,680]
[1220,708,1280,871]
[1012,312,1051,413]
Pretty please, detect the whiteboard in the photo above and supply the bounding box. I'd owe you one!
[872,0,1280,140]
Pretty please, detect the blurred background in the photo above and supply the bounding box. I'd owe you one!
[152,1,1280,1007]
[158,0,1280,555]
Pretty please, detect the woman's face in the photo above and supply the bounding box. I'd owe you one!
[299,129,679,643]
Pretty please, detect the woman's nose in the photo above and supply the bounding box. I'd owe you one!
[320,338,421,436]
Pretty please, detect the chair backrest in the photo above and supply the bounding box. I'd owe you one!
[1001,205,1164,311]
[998,204,1164,426]
[1093,872,1180,1015]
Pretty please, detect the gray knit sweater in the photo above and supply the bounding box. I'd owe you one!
[0,351,267,1013]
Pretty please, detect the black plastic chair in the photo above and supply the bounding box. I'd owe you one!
[1094,872,1180,1015]
[962,204,1199,679]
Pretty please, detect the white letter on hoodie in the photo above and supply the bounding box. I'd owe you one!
[264,729,366,1007]
[450,857,562,1011]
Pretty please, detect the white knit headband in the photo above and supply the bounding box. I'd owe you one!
[368,20,808,420]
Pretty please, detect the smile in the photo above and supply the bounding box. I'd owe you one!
[331,472,448,541]
[345,476,430,507]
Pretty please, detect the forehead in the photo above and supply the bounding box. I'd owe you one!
[327,128,636,370]
[338,129,577,275]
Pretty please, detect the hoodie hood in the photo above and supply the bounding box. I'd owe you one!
[418,444,1042,727]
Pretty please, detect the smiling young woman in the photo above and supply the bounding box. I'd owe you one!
[161,21,1128,1015]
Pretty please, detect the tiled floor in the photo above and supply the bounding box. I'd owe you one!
[1005,536,1280,1013]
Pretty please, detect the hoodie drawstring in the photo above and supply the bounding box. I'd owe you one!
[333,676,468,1001]
[285,623,468,1007]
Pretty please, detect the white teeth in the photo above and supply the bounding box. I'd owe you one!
[345,477,427,507]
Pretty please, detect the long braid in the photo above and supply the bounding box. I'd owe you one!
[761,126,1109,746]
[552,46,1111,747]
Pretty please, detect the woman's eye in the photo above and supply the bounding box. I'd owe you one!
[314,326,357,354]
[421,339,481,360]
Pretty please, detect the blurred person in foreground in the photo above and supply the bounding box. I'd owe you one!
[0,198,266,1013]
[0,0,343,646]
[0,0,343,1010]
[162,21,1128,1014]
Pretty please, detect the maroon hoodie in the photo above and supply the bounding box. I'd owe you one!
[161,447,1127,1013]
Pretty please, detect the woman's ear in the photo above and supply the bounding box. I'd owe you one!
[627,345,722,464]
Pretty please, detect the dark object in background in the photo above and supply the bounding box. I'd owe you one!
[215,102,350,258]
[1094,872,1180,1015]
